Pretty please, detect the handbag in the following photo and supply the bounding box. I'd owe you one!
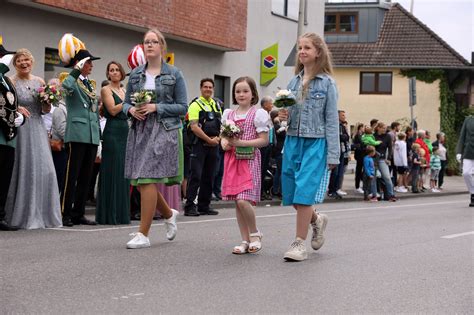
[50,139,64,152]
[235,146,255,160]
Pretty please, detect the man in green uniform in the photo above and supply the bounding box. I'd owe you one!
[61,50,101,227]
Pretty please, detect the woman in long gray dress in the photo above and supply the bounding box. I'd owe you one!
[124,29,187,249]
[6,48,61,229]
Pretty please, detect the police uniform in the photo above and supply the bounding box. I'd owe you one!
[0,44,21,230]
[184,96,222,216]
[60,49,101,226]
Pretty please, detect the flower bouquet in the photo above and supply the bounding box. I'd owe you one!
[37,84,63,107]
[132,90,156,107]
[220,120,242,138]
[274,89,297,108]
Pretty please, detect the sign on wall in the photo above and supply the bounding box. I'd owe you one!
[260,43,278,86]
[166,53,174,65]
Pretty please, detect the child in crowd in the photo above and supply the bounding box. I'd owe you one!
[363,146,378,202]
[419,148,427,192]
[394,132,408,193]
[410,143,421,193]
[221,76,270,254]
[361,126,382,147]
[430,147,442,192]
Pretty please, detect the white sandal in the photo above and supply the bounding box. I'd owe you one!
[232,241,249,255]
[248,231,263,253]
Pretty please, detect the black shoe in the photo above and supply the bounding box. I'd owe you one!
[73,217,97,225]
[62,217,74,227]
[199,208,219,215]
[212,193,222,201]
[184,209,200,216]
[130,213,141,221]
[0,220,19,231]
[470,194,474,207]
[328,193,342,200]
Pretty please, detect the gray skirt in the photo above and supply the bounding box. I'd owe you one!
[124,113,179,180]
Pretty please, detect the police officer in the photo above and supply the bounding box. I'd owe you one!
[0,41,24,231]
[184,78,222,216]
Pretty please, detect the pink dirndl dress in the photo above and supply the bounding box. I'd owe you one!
[222,107,261,205]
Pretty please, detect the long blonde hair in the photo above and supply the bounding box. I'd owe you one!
[294,32,333,77]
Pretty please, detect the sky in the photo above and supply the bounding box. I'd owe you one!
[395,0,473,62]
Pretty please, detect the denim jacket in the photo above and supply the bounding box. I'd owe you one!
[123,62,188,130]
[286,71,340,165]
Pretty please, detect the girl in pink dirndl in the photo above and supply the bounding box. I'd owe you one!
[221,76,269,254]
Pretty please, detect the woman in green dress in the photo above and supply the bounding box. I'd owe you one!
[96,61,130,224]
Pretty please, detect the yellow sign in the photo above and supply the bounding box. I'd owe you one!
[166,53,174,65]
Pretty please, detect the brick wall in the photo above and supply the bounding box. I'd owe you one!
[33,0,247,51]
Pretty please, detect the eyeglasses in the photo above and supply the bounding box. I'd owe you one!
[144,40,160,46]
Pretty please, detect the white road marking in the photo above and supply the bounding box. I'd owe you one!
[441,231,474,239]
[49,200,466,233]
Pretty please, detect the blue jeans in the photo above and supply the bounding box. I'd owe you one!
[378,159,394,198]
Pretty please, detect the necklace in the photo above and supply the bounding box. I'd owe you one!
[110,86,124,97]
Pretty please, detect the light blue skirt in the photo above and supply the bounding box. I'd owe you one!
[281,136,330,206]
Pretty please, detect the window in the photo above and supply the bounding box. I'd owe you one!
[360,72,392,94]
[214,75,231,108]
[272,0,300,20]
[44,47,68,83]
[324,13,358,33]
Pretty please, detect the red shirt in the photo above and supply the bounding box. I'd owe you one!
[415,138,430,167]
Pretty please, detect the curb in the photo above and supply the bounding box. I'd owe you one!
[85,190,468,214]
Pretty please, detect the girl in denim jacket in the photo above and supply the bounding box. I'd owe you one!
[282,33,340,262]
[124,29,188,249]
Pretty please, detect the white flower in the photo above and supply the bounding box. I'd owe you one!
[145,95,151,103]
[276,89,291,98]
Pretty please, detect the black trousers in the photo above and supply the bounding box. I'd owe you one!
[213,147,224,196]
[260,145,272,194]
[0,145,15,221]
[52,149,68,196]
[61,142,97,220]
[438,160,447,188]
[185,141,218,211]
[355,156,364,189]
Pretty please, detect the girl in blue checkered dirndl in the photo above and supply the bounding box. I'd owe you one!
[281,33,341,262]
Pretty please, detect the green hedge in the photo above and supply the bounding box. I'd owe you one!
[400,69,467,174]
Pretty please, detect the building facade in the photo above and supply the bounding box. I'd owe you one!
[324,0,473,135]
[1,0,325,107]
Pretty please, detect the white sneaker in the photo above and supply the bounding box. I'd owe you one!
[356,187,364,194]
[398,187,408,193]
[126,232,150,249]
[283,239,307,261]
[431,188,440,193]
[164,209,179,241]
[311,213,328,250]
[337,189,347,196]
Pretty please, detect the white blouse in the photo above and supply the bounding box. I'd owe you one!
[222,108,270,133]
[144,72,156,89]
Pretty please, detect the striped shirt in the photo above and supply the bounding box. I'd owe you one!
[430,154,442,170]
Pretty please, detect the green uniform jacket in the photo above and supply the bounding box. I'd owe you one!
[62,69,100,145]
[0,127,15,148]
[456,116,474,160]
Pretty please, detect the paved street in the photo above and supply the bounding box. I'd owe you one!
[1,194,473,314]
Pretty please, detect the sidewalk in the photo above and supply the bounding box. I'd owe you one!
[217,166,467,209]
[85,162,468,214]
